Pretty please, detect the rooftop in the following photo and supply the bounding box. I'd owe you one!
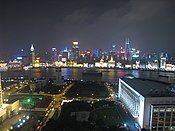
[121,78,175,97]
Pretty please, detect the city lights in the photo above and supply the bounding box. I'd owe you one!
[1,1,175,131]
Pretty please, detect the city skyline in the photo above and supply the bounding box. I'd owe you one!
[1,0,175,57]
[1,1,175,130]
[1,38,175,60]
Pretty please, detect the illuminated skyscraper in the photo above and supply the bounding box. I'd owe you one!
[125,38,131,61]
[62,48,69,62]
[30,44,35,67]
[110,44,117,61]
[93,48,102,59]
[72,41,79,61]
[51,47,58,62]
[160,57,166,69]
[111,44,117,53]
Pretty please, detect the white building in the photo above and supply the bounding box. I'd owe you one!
[95,58,108,68]
[160,57,166,69]
[0,67,20,123]
[118,78,175,130]
[108,56,115,68]
[0,100,20,123]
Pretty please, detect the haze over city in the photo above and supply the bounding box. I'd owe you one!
[1,0,175,58]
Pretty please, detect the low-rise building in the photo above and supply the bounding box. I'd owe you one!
[0,100,20,123]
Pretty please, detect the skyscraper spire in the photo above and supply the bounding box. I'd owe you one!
[30,44,35,52]
[126,38,130,45]
[30,44,35,67]
[125,38,131,60]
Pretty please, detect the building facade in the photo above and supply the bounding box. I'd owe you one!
[30,44,35,67]
[72,41,79,61]
[118,78,175,130]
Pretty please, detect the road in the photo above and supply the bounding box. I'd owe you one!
[115,101,140,131]
[2,83,28,101]
[36,83,74,131]
[105,82,140,130]
[106,82,140,131]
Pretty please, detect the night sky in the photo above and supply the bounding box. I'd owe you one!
[1,0,175,58]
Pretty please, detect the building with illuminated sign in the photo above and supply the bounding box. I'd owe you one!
[62,49,69,62]
[51,48,58,62]
[72,41,79,61]
[118,78,175,130]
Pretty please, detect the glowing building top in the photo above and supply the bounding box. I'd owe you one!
[72,41,79,61]
[30,44,35,52]
[73,41,78,45]
[72,41,79,49]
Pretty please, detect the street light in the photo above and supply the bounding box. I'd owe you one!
[124,123,127,127]
[26,115,30,119]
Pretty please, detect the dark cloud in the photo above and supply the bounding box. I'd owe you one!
[1,0,175,58]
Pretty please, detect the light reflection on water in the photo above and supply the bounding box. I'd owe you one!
[1,68,175,83]
[131,70,140,78]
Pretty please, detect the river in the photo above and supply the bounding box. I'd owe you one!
[1,68,175,83]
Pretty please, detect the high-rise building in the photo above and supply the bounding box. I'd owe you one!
[43,51,52,63]
[84,50,92,62]
[110,44,117,62]
[124,38,131,61]
[118,47,125,60]
[51,48,58,62]
[30,44,35,67]
[15,49,28,65]
[160,57,166,69]
[130,48,140,61]
[62,48,69,62]
[72,41,79,61]
[112,44,117,52]
[93,48,102,60]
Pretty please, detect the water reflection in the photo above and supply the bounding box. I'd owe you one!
[1,68,175,83]
[131,70,139,78]
[31,68,43,79]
